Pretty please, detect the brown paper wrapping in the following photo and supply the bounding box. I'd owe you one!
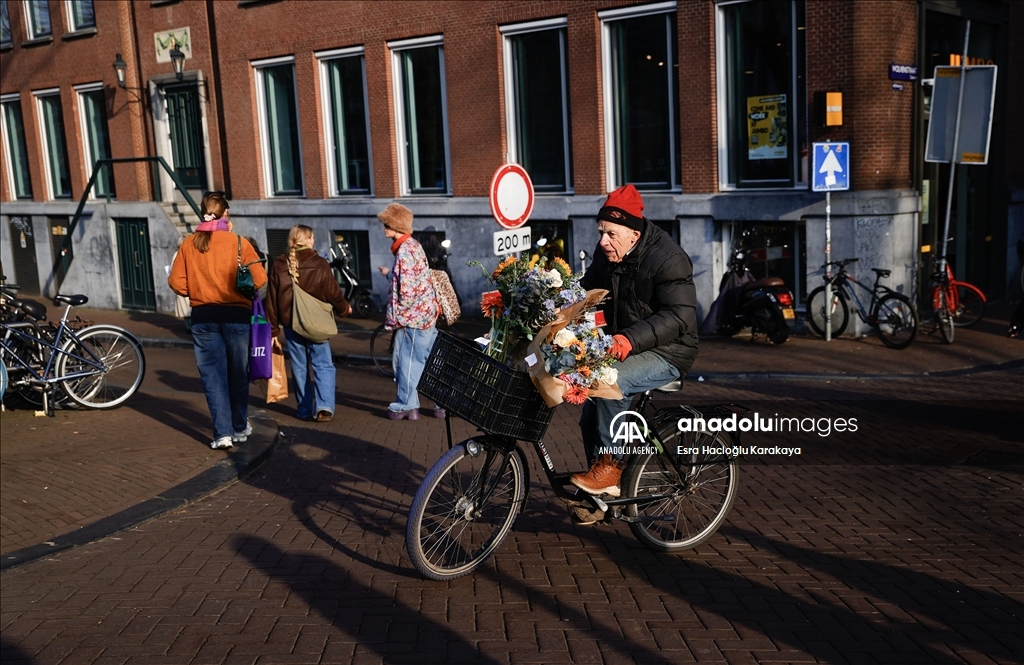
[525,289,622,408]
[265,338,289,404]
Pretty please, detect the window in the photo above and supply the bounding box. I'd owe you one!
[1,95,33,198]
[24,0,51,38]
[527,220,572,267]
[253,57,303,197]
[35,90,72,199]
[1,1,12,47]
[66,0,95,31]
[390,36,450,195]
[76,84,114,198]
[317,48,372,196]
[718,0,805,188]
[502,19,572,193]
[601,3,678,191]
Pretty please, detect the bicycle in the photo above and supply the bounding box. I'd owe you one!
[369,324,394,378]
[927,259,985,337]
[405,331,742,581]
[805,258,919,350]
[0,293,146,414]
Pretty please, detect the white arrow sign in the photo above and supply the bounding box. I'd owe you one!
[819,148,843,187]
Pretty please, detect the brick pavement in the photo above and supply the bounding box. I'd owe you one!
[2,362,1022,664]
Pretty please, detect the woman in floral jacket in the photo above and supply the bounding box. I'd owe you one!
[377,203,441,420]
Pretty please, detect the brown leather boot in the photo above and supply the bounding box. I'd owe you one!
[570,454,625,497]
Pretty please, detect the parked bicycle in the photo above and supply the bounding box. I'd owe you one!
[0,291,146,414]
[405,331,742,580]
[805,258,919,349]
[927,257,986,345]
[369,323,394,378]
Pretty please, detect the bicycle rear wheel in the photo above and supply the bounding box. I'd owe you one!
[370,324,394,378]
[952,283,985,327]
[57,325,146,408]
[406,438,527,580]
[935,289,955,344]
[874,294,918,350]
[622,430,739,552]
[805,286,849,338]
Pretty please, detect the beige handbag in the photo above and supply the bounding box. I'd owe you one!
[431,269,461,326]
[289,270,337,343]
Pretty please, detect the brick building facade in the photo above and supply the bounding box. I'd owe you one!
[1,0,1020,327]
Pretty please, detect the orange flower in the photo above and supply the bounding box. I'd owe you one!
[564,383,588,405]
[552,256,572,276]
[570,342,587,360]
[492,256,517,279]
[578,367,591,378]
[481,290,504,317]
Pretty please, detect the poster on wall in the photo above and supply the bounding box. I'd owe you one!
[747,94,788,160]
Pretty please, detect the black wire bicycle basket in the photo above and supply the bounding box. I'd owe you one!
[418,331,553,443]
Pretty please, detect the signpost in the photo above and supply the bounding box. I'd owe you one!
[489,163,535,256]
[813,142,851,341]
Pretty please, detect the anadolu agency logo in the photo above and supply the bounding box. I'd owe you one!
[600,411,659,456]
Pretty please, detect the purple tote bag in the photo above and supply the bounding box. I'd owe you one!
[249,298,273,380]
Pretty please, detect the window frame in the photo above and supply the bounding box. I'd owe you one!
[715,0,804,190]
[65,0,95,33]
[2,0,13,48]
[252,55,306,198]
[500,17,572,195]
[316,46,373,197]
[74,82,114,199]
[1,93,33,199]
[388,34,451,197]
[24,0,51,39]
[599,1,679,193]
[34,88,72,200]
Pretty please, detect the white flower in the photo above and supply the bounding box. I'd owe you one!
[599,367,618,385]
[542,269,563,288]
[553,328,576,347]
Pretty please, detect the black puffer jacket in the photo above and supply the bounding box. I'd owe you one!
[581,218,698,374]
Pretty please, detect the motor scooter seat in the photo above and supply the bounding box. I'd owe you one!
[741,277,785,292]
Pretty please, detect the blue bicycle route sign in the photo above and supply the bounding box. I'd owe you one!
[812,142,850,192]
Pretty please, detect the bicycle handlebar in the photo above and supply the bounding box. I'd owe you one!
[818,258,859,270]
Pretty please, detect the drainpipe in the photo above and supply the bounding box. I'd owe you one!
[206,0,231,197]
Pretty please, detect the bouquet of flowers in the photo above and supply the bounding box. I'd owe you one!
[525,289,623,407]
[471,255,586,362]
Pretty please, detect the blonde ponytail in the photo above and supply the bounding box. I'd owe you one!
[286,225,314,280]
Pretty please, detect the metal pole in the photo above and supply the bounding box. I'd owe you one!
[939,20,970,273]
[825,190,832,342]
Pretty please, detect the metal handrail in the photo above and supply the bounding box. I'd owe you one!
[53,157,202,285]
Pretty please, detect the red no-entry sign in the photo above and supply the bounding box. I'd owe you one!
[489,164,534,230]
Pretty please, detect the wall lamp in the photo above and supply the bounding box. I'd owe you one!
[113,53,128,88]
[169,40,185,80]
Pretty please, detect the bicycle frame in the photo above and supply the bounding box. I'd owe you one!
[826,270,892,324]
[442,390,743,518]
[0,308,107,388]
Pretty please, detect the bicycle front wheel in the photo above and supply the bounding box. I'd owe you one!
[935,289,955,344]
[805,286,849,338]
[952,283,985,327]
[622,430,739,552]
[370,324,394,378]
[874,294,918,350]
[406,438,527,580]
[57,325,146,408]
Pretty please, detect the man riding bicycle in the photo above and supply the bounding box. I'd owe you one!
[572,184,699,515]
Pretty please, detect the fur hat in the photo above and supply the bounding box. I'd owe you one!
[377,203,414,235]
[597,184,645,232]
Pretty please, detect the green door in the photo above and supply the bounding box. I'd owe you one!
[115,219,156,311]
[165,85,207,189]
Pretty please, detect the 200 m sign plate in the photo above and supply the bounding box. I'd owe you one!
[493,226,531,256]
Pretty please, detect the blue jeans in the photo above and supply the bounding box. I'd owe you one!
[390,325,438,413]
[283,328,336,420]
[579,350,681,462]
[192,322,251,440]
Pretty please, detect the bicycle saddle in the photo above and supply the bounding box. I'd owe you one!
[13,298,47,320]
[655,380,682,393]
[742,277,785,291]
[871,268,891,278]
[53,294,89,307]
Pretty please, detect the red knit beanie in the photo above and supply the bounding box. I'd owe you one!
[597,184,645,231]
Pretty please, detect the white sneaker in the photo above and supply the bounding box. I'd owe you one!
[232,421,253,443]
[211,436,234,450]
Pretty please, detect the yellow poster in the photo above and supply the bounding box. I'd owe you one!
[747,94,788,160]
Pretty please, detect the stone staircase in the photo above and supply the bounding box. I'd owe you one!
[160,202,201,237]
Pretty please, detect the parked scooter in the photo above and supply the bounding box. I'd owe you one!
[701,246,796,344]
[329,238,376,318]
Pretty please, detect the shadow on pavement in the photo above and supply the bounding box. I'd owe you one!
[0,638,35,665]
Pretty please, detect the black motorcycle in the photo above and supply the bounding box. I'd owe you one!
[702,247,796,344]
[329,238,376,318]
